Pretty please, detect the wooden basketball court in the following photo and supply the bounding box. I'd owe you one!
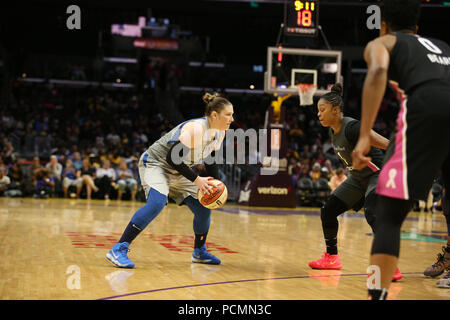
[0,197,448,300]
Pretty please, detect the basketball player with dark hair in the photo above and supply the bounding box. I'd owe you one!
[309,83,402,281]
[352,0,450,298]
[106,93,234,268]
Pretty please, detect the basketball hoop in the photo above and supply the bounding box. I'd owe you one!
[296,84,317,106]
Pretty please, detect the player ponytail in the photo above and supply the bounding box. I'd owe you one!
[320,83,344,112]
[203,92,231,117]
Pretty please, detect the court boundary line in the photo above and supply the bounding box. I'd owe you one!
[97,271,423,300]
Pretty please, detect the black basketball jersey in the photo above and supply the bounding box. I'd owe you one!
[389,32,450,94]
[329,117,384,180]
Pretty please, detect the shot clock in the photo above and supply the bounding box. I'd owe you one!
[284,0,319,37]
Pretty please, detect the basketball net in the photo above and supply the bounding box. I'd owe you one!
[296,84,317,106]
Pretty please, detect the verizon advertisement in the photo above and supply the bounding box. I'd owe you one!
[239,171,297,208]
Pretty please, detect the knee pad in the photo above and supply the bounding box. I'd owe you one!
[131,188,167,229]
[184,196,211,234]
[320,195,349,226]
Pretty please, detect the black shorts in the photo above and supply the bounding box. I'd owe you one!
[333,173,379,210]
[376,81,450,201]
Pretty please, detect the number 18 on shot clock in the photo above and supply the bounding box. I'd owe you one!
[284,0,319,37]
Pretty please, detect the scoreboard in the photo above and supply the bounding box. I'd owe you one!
[284,0,319,37]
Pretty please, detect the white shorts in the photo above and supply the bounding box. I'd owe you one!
[63,177,82,188]
[117,178,138,191]
[138,151,198,204]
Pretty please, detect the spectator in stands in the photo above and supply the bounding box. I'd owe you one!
[109,149,122,169]
[1,137,14,163]
[0,157,7,172]
[76,158,98,199]
[315,150,326,166]
[286,148,301,161]
[311,138,323,154]
[0,168,11,196]
[58,154,67,168]
[98,148,108,164]
[310,162,322,182]
[94,159,117,200]
[129,156,140,183]
[329,167,347,192]
[320,167,330,180]
[301,145,313,160]
[31,156,43,180]
[90,154,101,169]
[288,157,301,187]
[299,164,311,180]
[323,159,335,178]
[33,167,55,198]
[46,155,63,196]
[106,129,121,147]
[62,159,82,198]
[72,152,82,171]
[289,122,305,143]
[7,159,25,197]
[116,160,138,201]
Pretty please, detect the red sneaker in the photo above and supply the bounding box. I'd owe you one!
[392,268,403,282]
[308,252,342,270]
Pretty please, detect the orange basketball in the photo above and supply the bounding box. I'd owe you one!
[197,179,228,209]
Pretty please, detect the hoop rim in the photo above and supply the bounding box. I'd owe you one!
[295,83,317,93]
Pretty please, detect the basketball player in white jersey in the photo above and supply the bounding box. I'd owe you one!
[106,93,233,268]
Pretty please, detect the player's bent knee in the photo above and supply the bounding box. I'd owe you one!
[184,196,211,234]
[370,196,413,257]
[130,188,167,229]
[364,191,377,231]
[320,195,348,223]
[184,196,211,216]
[146,188,167,206]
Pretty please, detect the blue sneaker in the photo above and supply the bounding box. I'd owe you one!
[106,242,135,268]
[191,245,221,265]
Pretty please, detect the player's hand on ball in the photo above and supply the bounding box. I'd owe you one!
[197,179,228,209]
[352,135,372,170]
[194,176,216,195]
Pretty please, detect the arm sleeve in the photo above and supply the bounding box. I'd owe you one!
[166,141,199,183]
[204,151,219,180]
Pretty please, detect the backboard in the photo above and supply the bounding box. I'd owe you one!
[264,47,342,96]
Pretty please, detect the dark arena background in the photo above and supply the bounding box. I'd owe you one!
[0,0,449,306]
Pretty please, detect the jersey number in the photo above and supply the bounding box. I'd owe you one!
[417,37,443,54]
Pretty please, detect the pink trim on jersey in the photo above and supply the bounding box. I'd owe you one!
[367,161,380,172]
[376,81,410,200]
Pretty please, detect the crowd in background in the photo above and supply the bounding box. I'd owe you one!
[0,81,171,200]
[0,77,443,210]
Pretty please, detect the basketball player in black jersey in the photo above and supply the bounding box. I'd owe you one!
[309,83,403,281]
[352,0,450,299]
